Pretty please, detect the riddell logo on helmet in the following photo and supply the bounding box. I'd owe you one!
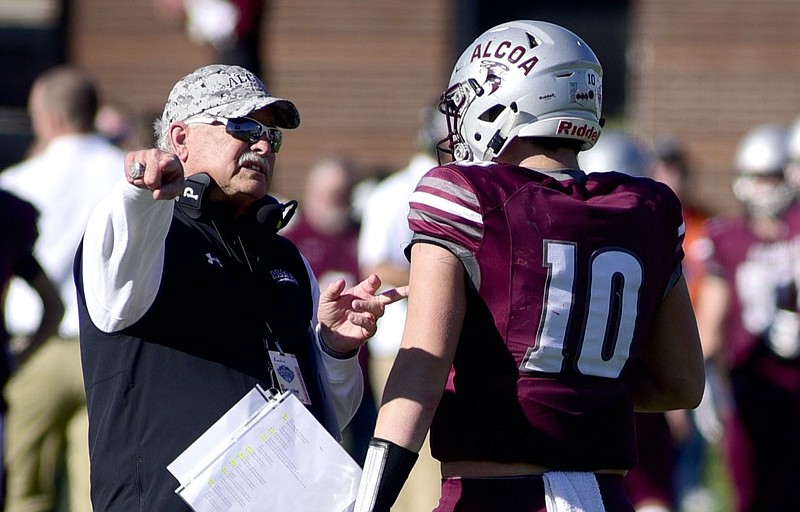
[556,121,599,143]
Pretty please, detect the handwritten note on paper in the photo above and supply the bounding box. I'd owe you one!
[169,387,361,512]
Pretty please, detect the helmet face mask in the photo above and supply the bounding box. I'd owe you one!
[733,175,795,219]
[439,20,604,163]
[438,79,483,162]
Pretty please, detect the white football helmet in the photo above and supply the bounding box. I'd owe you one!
[578,131,651,176]
[438,20,603,163]
[732,123,795,218]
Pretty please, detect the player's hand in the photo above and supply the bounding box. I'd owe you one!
[692,362,729,444]
[767,309,800,359]
[125,149,185,201]
[317,274,409,353]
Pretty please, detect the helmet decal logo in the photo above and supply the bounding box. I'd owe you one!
[480,61,509,95]
[569,82,596,104]
[469,40,539,76]
[556,120,600,145]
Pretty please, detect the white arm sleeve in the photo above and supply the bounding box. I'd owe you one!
[306,256,364,429]
[81,180,174,333]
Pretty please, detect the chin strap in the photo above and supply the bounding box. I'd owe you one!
[354,438,419,512]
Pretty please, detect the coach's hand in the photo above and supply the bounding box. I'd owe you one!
[125,149,185,201]
[318,274,408,354]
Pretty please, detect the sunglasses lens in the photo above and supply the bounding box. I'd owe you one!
[227,118,282,152]
[268,129,282,153]
[226,119,260,142]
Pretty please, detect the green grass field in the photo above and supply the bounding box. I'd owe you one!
[696,443,734,512]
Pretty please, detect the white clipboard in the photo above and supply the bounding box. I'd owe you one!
[168,386,361,512]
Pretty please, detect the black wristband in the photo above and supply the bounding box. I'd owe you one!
[355,437,419,512]
[317,327,359,359]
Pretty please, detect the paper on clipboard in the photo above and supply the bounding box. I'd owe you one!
[168,386,361,512]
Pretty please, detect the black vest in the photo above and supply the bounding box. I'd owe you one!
[75,205,337,512]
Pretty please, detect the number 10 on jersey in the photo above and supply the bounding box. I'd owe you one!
[521,240,642,379]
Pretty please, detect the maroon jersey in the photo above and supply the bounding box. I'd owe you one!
[283,215,375,399]
[407,163,685,470]
[700,203,800,391]
[284,215,360,289]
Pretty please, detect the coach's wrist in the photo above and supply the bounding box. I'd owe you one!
[316,325,359,359]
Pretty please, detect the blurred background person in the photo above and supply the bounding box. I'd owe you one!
[649,136,711,302]
[356,104,446,512]
[0,64,122,512]
[94,101,157,151]
[283,155,377,465]
[649,135,716,512]
[0,189,64,512]
[694,122,800,512]
[578,130,650,177]
[152,0,266,78]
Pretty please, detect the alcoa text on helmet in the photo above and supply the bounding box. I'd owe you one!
[439,20,603,163]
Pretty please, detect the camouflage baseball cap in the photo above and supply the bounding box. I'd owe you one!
[161,64,300,129]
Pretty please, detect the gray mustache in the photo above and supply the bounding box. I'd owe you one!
[239,152,270,173]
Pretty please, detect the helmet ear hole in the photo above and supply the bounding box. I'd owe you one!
[479,104,506,123]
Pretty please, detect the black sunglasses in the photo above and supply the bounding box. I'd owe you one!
[185,115,283,152]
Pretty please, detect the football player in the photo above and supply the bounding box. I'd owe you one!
[694,122,800,512]
[354,20,704,512]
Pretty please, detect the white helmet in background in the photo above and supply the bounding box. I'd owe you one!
[732,122,795,219]
[734,123,789,176]
[578,131,651,176]
[438,20,603,163]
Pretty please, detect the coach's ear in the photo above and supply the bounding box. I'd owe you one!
[170,122,190,161]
